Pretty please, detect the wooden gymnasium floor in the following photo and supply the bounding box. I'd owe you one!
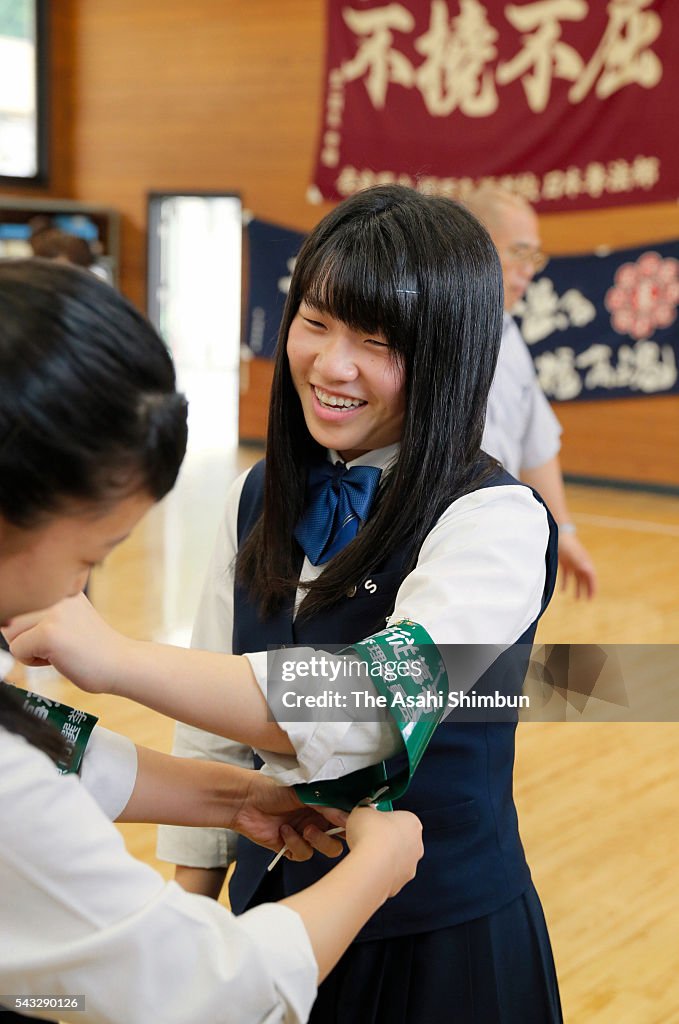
[7,447,679,1024]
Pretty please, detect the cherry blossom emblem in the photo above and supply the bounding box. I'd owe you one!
[605,251,679,339]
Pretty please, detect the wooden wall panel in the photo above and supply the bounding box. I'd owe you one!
[556,395,678,487]
[239,356,273,443]
[0,1,676,484]
[60,0,335,308]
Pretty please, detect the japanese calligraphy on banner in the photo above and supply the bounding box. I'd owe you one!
[312,0,675,211]
[515,240,679,400]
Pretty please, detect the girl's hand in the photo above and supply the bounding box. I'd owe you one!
[2,593,130,693]
[233,771,347,860]
[345,806,423,897]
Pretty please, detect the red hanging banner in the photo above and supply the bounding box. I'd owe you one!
[311,0,675,211]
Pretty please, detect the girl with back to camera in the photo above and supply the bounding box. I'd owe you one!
[0,259,423,1024]
[9,187,563,1022]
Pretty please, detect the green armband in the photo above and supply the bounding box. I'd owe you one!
[295,620,449,812]
[2,681,99,775]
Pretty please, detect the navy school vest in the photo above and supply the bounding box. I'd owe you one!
[229,459,558,939]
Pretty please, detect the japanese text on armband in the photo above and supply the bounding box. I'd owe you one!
[1,681,98,774]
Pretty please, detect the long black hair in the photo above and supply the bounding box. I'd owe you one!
[0,259,188,757]
[237,185,504,618]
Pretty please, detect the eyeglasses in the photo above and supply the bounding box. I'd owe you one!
[504,244,549,273]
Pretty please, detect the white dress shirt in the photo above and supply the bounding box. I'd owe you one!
[482,314,562,476]
[0,727,317,1024]
[157,444,549,869]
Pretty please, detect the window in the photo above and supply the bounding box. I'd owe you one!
[0,0,47,184]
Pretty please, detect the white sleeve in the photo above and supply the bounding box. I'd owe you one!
[519,376,563,471]
[483,317,561,475]
[505,320,562,471]
[79,727,138,821]
[157,470,255,869]
[245,485,549,784]
[389,484,548,646]
[0,731,317,1024]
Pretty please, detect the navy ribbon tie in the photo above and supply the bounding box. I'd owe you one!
[295,462,382,565]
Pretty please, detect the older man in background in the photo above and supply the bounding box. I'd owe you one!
[466,186,597,599]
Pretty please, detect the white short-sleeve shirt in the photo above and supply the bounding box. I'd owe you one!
[482,314,562,476]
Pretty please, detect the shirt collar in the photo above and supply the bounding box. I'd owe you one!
[326,442,400,474]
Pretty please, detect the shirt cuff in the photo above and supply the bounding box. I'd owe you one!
[79,726,138,821]
[156,822,236,868]
[236,903,318,1024]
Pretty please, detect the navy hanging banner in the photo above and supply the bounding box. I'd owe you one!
[245,217,679,401]
[515,241,679,401]
[245,218,305,360]
[312,0,676,212]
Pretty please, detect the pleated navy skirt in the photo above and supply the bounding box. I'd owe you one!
[310,882,562,1024]
[249,853,562,1024]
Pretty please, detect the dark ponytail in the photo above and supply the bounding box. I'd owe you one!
[0,260,188,527]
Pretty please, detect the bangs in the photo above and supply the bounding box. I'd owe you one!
[296,221,419,354]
